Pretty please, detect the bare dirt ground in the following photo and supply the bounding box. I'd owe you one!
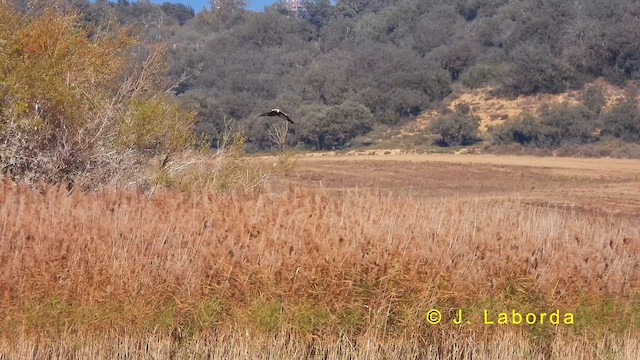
[277,153,640,215]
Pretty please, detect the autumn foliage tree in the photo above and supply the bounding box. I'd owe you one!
[0,2,196,188]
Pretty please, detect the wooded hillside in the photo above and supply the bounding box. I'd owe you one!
[9,0,640,152]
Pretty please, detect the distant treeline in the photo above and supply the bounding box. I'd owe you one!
[30,0,640,150]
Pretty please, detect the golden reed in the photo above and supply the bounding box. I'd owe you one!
[0,178,638,358]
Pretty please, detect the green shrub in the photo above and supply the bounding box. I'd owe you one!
[501,44,572,96]
[461,64,494,89]
[117,96,196,154]
[538,103,597,145]
[491,114,558,148]
[295,101,373,150]
[430,103,481,146]
[600,100,640,142]
[492,103,600,148]
[581,84,607,114]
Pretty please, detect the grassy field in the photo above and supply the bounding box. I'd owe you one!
[1,153,639,358]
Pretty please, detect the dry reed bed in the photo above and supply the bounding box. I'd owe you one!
[0,178,639,342]
[3,331,640,360]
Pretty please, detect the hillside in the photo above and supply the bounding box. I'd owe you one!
[404,79,633,134]
[13,0,639,153]
[59,0,640,152]
[350,78,639,156]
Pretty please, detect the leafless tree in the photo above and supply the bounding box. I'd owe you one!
[267,121,289,151]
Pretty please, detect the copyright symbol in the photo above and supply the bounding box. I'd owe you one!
[426,309,442,324]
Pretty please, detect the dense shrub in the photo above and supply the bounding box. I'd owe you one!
[490,114,555,148]
[581,84,607,114]
[117,96,196,154]
[294,101,373,150]
[501,44,573,96]
[461,64,495,89]
[492,103,601,148]
[0,4,196,188]
[600,100,640,142]
[430,104,480,147]
[538,103,597,145]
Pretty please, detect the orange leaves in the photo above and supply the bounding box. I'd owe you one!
[17,11,80,57]
[9,9,133,116]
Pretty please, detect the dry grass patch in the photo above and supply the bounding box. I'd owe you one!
[2,332,640,359]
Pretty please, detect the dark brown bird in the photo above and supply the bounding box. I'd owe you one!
[259,108,295,124]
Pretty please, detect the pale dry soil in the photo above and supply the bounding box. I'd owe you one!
[403,80,632,135]
[278,153,640,215]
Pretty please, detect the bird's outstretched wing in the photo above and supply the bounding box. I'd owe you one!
[277,111,295,124]
[259,109,295,124]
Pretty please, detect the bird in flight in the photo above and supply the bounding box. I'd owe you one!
[259,108,295,124]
